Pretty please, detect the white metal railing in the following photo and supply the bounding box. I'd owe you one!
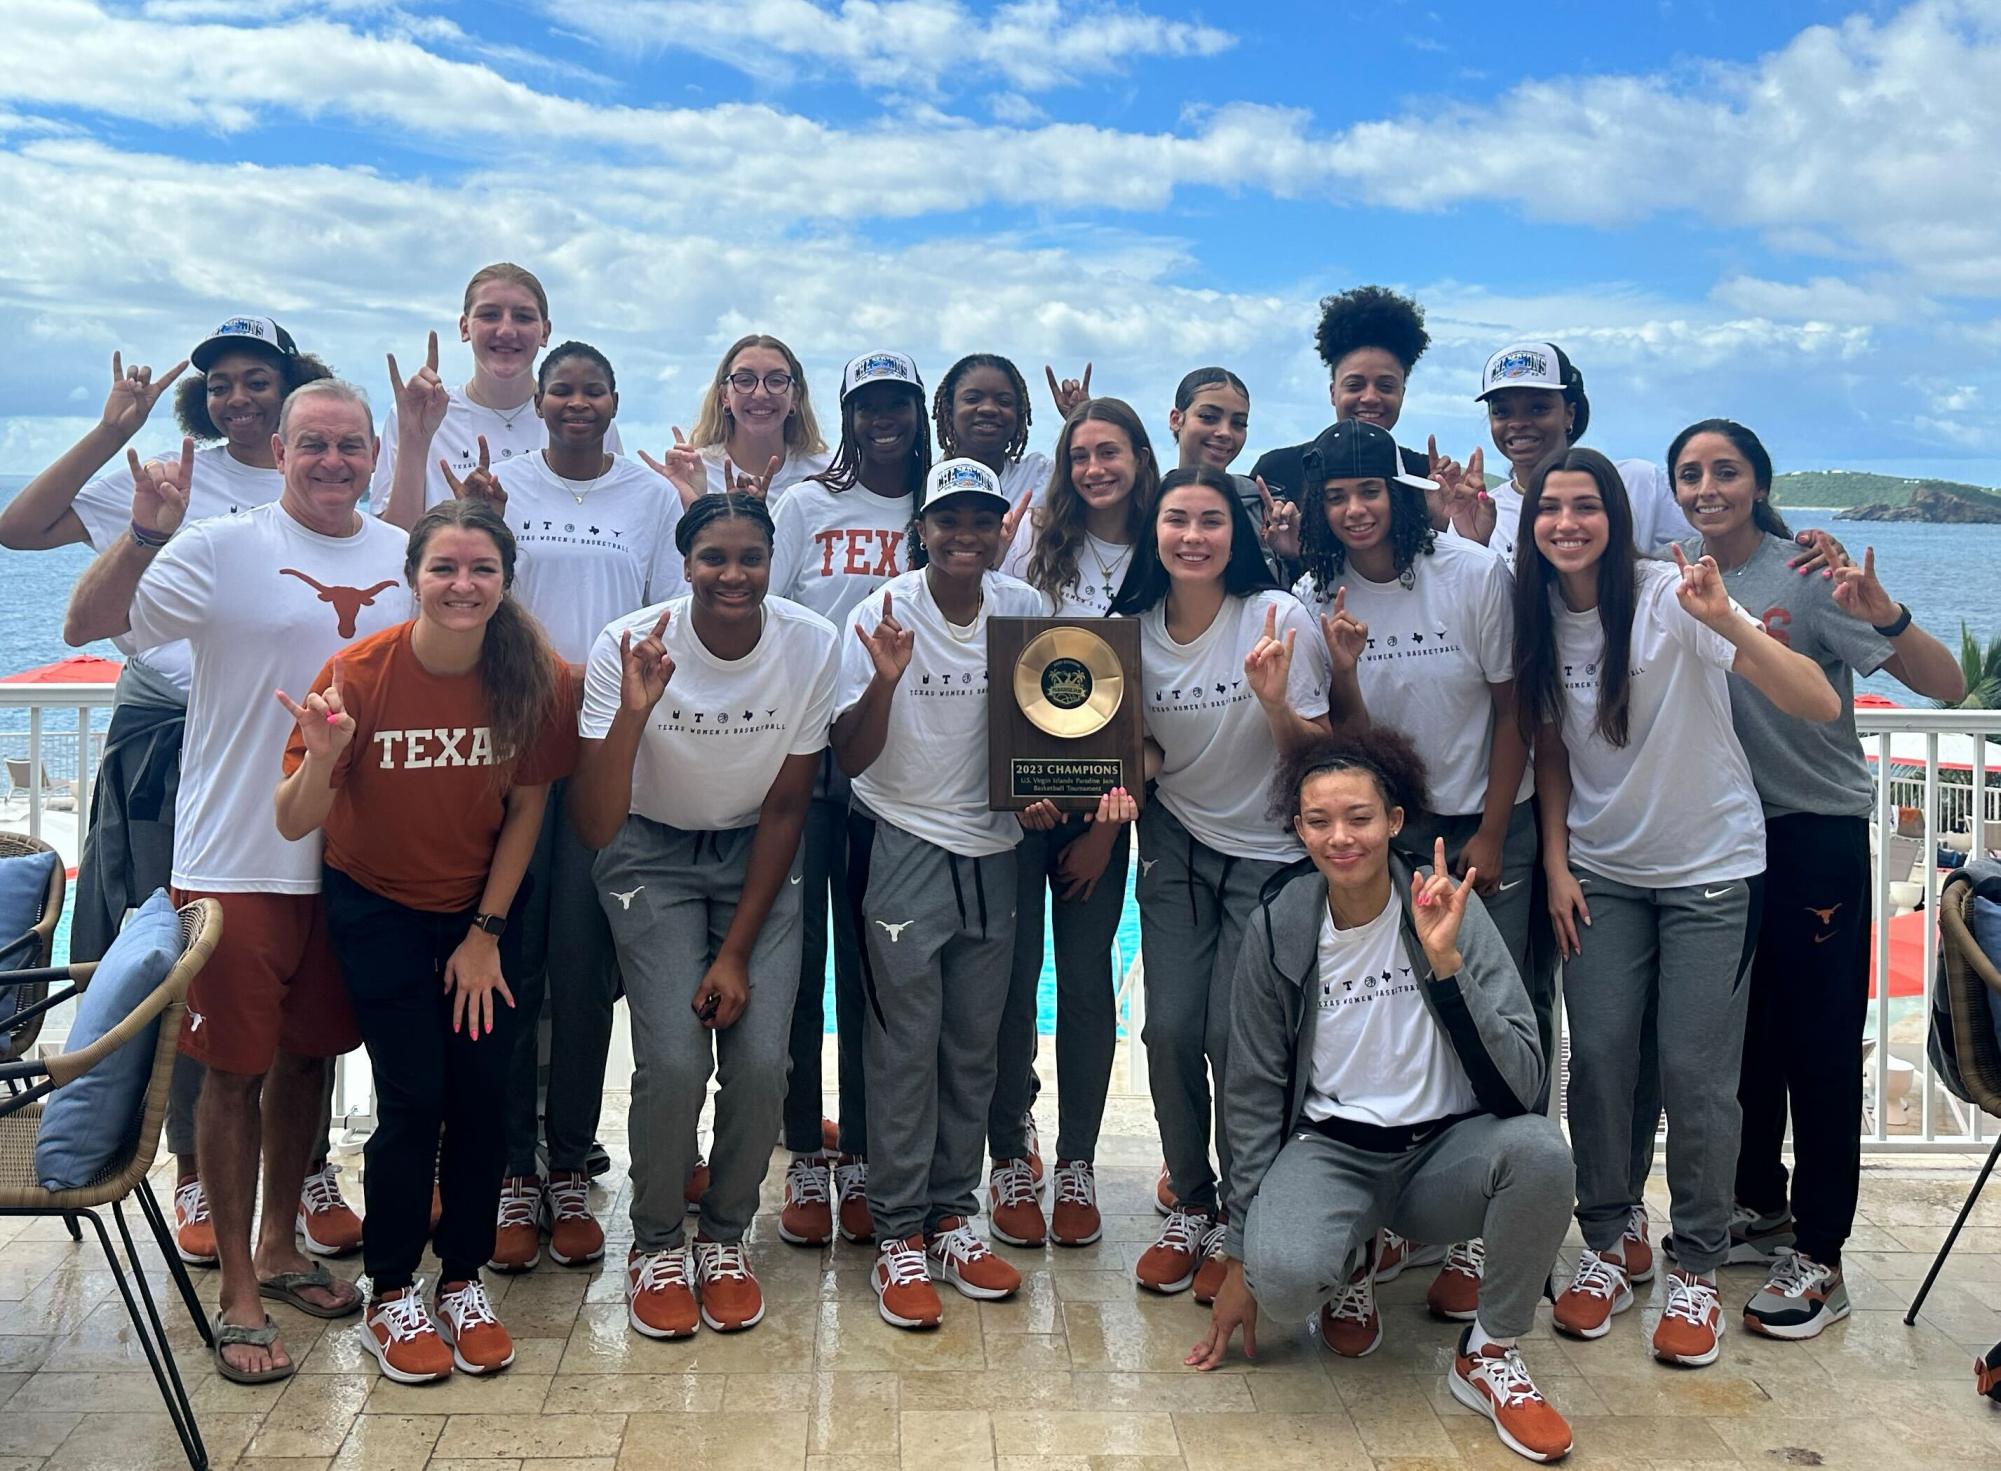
[1858,706,1998,1152]
[0,681,114,846]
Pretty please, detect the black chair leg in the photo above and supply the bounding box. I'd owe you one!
[63,1211,81,1241]
[1906,1131,2001,1325]
[136,1177,213,1347]
[84,1204,208,1471]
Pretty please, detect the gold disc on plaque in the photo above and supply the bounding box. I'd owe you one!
[1014,626,1124,737]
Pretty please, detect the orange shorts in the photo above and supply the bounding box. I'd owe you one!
[171,888,359,1076]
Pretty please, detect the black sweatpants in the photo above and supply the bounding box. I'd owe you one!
[1733,812,1870,1267]
[321,865,528,1293]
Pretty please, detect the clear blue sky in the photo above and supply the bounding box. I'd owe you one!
[3,0,1997,483]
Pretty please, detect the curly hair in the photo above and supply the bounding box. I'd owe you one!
[1315,285,1431,374]
[1298,479,1437,596]
[932,353,1032,464]
[1268,725,1431,826]
[1023,397,1155,602]
[174,350,334,441]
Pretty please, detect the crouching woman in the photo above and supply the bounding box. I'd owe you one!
[1189,731,1576,1466]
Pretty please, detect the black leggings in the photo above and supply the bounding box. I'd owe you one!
[321,865,528,1292]
[1733,813,1870,1267]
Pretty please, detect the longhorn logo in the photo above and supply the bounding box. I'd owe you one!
[279,569,398,637]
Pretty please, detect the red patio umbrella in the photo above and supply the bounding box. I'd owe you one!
[1868,909,1931,999]
[0,655,123,684]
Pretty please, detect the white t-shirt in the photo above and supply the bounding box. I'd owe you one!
[582,595,839,832]
[836,568,1044,858]
[494,452,685,665]
[1293,536,1528,817]
[770,480,914,626]
[1303,894,1478,1128]
[1553,559,1766,887]
[1000,523,1136,617]
[1003,451,1054,506]
[72,443,282,694]
[127,503,409,892]
[1489,458,1678,566]
[370,382,625,515]
[1141,589,1331,861]
[697,446,832,503]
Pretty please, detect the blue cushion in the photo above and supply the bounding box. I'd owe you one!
[1976,895,2001,1058]
[0,848,58,961]
[35,890,182,1191]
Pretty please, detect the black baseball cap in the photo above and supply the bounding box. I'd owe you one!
[1301,420,1436,492]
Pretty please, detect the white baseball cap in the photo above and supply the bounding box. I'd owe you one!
[191,315,299,371]
[924,457,1010,511]
[841,350,923,402]
[1477,341,1566,400]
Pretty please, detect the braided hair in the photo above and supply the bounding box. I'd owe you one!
[932,353,1033,464]
[810,383,932,497]
[674,489,775,556]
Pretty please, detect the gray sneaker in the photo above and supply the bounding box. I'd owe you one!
[1726,1202,1796,1264]
[1742,1253,1849,1340]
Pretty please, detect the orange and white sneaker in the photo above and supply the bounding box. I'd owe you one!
[543,1170,605,1266]
[626,1246,699,1340]
[926,1217,1021,1300]
[172,1175,218,1267]
[488,1174,542,1273]
[360,1284,453,1384]
[1135,1207,1211,1294]
[434,1278,514,1374]
[692,1238,765,1332]
[1551,1248,1632,1340]
[1449,1328,1574,1463]
[1653,1269,1723,1367]
[779,1156,834,1246]
[684,1155,710,1214]
[834,1155,874,1244]
[1153,1163,1177,1216]
[1050,1159,1102,1246]
[1374,1228,1445,1284]
[1619,1204,1656,1283]
[1427,1238,1485,1322]
[1191,1215,1230,1305]
[873,1233,944,1329]
[1023,1114,1045,1186]
[986,1158,1046,1247]
[1316,1253,1382,1358]
[297,1161,363,1257]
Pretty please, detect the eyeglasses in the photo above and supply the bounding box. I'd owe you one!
[726,371,794,394]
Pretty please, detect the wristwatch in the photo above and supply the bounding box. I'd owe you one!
[470,912,507,937]
[1872,602,1913,638]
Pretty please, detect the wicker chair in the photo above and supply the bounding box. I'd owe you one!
[0,831,67,1066]
[0,898,221,1471]
[1906,874,2001,1324]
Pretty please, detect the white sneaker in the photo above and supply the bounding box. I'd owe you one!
[690,1238,765,1332]
[433,1278,514,1374]
[360,1284,452,1384]
[1654,1270,1724,1367]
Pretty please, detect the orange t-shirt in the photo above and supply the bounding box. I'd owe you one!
[282,621,577,912]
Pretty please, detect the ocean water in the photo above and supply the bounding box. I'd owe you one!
[4,473,1997,1031]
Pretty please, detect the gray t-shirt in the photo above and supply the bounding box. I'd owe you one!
[1681,532,1892,818]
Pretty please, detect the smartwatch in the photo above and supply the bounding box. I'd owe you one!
[470,912,507,937]
[1872,602,1913,639]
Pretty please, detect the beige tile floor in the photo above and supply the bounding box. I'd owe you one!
[6,1083,2001,1469]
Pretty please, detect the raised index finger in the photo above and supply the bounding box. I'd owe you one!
[1044,364,1061,399]
[1080,363,1092,394]
[425,328,439,373]
[1257,478,1275,516]
[1262,602,1276,639]
[476,434,490,472]
[652,606,672,641]
[387,351,406,395]
[177,436,195,484]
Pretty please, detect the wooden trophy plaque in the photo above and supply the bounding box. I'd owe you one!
[987,617,1144,812]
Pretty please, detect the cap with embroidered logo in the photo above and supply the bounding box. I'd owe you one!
[1476,341,1565,400]
[191,316,300,372]
[840,350,923,402]
[924,456,1010,511]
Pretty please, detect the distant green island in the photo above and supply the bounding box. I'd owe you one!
[1772,470,2001,513]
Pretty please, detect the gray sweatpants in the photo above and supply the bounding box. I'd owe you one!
[1393,798,1536,982]
[507,779,622,1177]
[1137,801,1290,1216]
[1244,1113,1575,1338]
[856,808,1017,1244]
[596,816,804,1252]
[988,817,1131,1164]
[1561,865,1761,1276]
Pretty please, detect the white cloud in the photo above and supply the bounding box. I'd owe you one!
[548,0,1236,94]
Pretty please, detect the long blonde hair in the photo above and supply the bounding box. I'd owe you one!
[1025,398,1157,602]
[688,334,826,456]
